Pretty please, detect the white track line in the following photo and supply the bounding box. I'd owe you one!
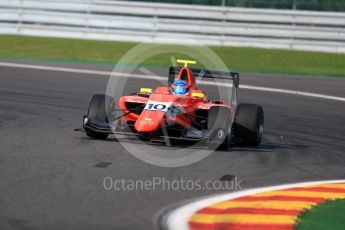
[0,61,111,76]
[241,85,345,102]
[0,62,344,102]
[166,179,345,230]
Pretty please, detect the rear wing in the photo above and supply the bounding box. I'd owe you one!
[169,67,239,88]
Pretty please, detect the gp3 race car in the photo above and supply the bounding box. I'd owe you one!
[80,60,264,150]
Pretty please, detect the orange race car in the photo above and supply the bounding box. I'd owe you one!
[81,60,264,150]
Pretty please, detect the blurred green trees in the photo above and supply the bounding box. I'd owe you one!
[126,0,345,12]
[227,0,345,11]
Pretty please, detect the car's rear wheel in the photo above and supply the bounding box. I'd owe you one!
[168,67,176,86]
[234,104,264,146]
[85,94,112,140]
[207,106,232,150]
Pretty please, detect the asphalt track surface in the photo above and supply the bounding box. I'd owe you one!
[0,60,345,230]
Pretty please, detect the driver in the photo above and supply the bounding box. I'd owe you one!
[171,80,190,95]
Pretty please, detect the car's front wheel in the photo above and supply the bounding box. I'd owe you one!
[234,104,264,146]
[207,106,232,150]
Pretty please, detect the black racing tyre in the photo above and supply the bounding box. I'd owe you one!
[85,94,113,140]
[207,106,232,150]
[234,104,264,146]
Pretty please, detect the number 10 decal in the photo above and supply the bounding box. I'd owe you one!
[144,101,172,112]
[146,103,166,110]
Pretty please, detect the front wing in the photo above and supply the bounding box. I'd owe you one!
[83,117,217,143]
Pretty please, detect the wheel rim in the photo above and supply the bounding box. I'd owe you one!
[217,129,225,140]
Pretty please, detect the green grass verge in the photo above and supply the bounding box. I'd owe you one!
[296,199,345,230]
[1,35,345,77]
